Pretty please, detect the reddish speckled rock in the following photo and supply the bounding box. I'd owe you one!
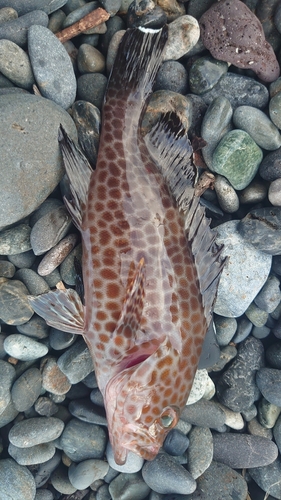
[199,0,280,83]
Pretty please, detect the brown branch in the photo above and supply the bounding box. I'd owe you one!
[55,8,110,43]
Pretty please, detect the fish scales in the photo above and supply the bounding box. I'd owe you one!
[29,26,225,465]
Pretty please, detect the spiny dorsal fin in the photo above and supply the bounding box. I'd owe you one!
[144,111,197,210]
[28,288,84,334]
[58,125,93,231]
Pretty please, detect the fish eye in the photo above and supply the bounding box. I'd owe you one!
[160,414,174,427]
[159,407,177,428]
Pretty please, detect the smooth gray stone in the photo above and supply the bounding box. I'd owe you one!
[256,367,281,406]
[213,433,278,468]
[0,458,36,500]
[34,450,61,488]
[28,25,76,109]
[57,338,94,384]
[4,334,48,361]
[0,10,48,47]
[192,461,248,500]
[0,399,19,429]
[0,260,15,278]
[0,224,31,255]
[0,39,34,89]
[8,250,36,269]
[233,105,281,150]
[106,441,144,473]
[214,315,237,346]
[14,269,50,296]
[8,442,56,466]
[11,367,42,412]
[249,457,281,500]
[50,464,76,495]
[186,426,213,479]
[68,459,109,489]
[0,280,34,326]
[0,0,67,15]
[0,360,15,413]
[9,417,64,448]
[181,400,226,428]
[59,418,107,462]
[30,206,72,256]
[238,206,281,255]
[142,453,196,495]
[0,93,77,229]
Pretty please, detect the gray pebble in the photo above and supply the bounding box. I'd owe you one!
[9,417,64,448]
[189,56,228,95]
[266,341,281,369]
[34,490,54,500]
[214,315,237,346]
[57,338,94,384]
[269,91,281,129]
[0,259,15,278]
[254,275,281,313]
[50,463,76,495]
[273,413,281,454]
[35,396,58,417]
[248,417,273,440]
[212,344,238,372]
[214,175,239,213]
[0,279,34,325]
[259,146,281,181]
[14,268,50,295]
[214,220,272,317]
[106,441,144,473]
[43,268,62,288]
[4,334,48,361]
[0,360,15,413]
[269,177,281,206]
[239,179,268,204]
[8,250,36,269]
[142,453,196,495]
[181,399,226,429]
[11,367,42,411]
[238,206,281,255]
[0,39,34,89]
[109,471,150,499]
[30,206,73,256]
[49,327,76,351]
[0,458,36,500]
[233,105,281,150]
[68,398,108,426]
[213,433,278,468]
[77,73,108,110]
[186,426,213,479]
[252,324,271,339]
[0,7,18,23]
[155,60,188,94]
[0,399,18,428]
[0,1,67,15]
[216,336,264,412]
[17,315,49,339]
[245,302,268,327]
[163,428,189,456]
[48,9,66,33]
[77,44,105,74]
[28,25,76,109]
[256,367,281,406]
[249,457,281,500]
[41,356,71,396]
[258,397,281,429]
[0,333,7,359]
[60,242,82,286]
[106,29,125,74]
[0,93,77,229]
[59,418,107,462]
[37,233,78,276]
[29,198,63,227]
[68,459,109,489]
[0,10,49,47]
[0,224,31,255]
[34,449,61,488]
[192,461,248,499]
[8,442,56,466]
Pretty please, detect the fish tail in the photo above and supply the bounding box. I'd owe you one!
[106,26,168,105]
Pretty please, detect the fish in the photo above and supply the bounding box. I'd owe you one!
[29,25,225,465]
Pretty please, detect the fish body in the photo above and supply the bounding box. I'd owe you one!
[29,26,225,464]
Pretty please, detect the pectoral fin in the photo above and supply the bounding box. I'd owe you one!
[28,288,84,334]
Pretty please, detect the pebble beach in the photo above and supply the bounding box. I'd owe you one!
[1,0,281,499]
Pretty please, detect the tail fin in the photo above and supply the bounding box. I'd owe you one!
[106,26,168,103]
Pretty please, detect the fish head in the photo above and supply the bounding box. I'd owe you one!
[104,347,181,464]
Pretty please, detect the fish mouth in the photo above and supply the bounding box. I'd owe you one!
[121,424,161,460]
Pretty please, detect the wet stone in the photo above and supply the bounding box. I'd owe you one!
[142,453,196,495]
[232,316,253,344]
[216,336,264,412]
[0,458,36,500]
[201,72,269,110]
[41,357,71,396]
[106,442,144,473]
[34,449,61,488]
[59,418,107,462]
[212,344,238,372]
[0,39,34,89]
[142,90,192,136]
[266,342,281,368]
[37,233,78,276]
[0,260,15,278]
[214,175,239,213]
[214,315,237,346]
[239,179,268,205]
[256,367,281,406]
[163,428,189,456]
[57,338,94,384]
[4,334,48,361]
[17,315,49,339]
[8,442,56,466]
[68,398,108,427]
[68,459,109,489]
[49,328,76,351]
[0,224,31,255]
[249,457,281,500]
[71,100,100,168]
[8,250,36,269]
[0,93,77,229]
[48,8,66,33]
[0,360,15,413]
[200,0,280,82]
[35,396,58,417]
[238,206,281,255]
[181,399,226,429]
[0,10,49,47]
[192,461,248,499]
[28,25,76,109]
[155,60,188,94]
[258,397,281,429]
[77,44,105,74]
[212,129,263,190]
[29,198,63,227]
[77,73,107,110]
[189,56,228,95]
[50,463,76,495]
[0,279,34,325]
[30,206,73,256]
[186,426,213,479]
[11,367,42,412]
[269,91,281,129]
[233,105,281,150]
[213,433,278,468]
[127,0,167,29]
[214,220,271,317]
[245,302,268,327]
[164,15,200,61]
[268,178,281,206]
[0,1,67,15]
[201,96,233,169]
[14,269,50,295]
[9,417,64,448]
[248,417,273,440]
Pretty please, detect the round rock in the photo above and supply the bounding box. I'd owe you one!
[0,39,34,89]
[0,458,36,500]
[0,224,31,255]
[193,460,248,499]
[0,93,77,229]
[256,367,281,406]
[238,206,281,255]
[213,433,278,468]
[57,338,94,384]
[11,367,42,412]
[106,441,144,473]
[186,426,213,479]
[0,279,34,325]
[28,25,76,109]
[59,418,107,462]
[233,105,281,150]
[9,417,64,448]
[8,442,56,466]
[249,457,281,500]
[68,459,109,489]
[4,334,48,361]
[164,15,200,61]
[0,10,49,47]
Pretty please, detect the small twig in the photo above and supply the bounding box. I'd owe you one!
[55,8,110,43]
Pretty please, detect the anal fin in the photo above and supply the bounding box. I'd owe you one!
[28,288,84,334]
[58,125,93,231]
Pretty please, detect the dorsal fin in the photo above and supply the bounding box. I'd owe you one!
[144,111,197,210]
[28,288,84,334]
[58,125,93,231]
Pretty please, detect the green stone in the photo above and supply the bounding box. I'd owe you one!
[212,130,263,190]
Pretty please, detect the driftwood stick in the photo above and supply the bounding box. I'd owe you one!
[55,8,110,43]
